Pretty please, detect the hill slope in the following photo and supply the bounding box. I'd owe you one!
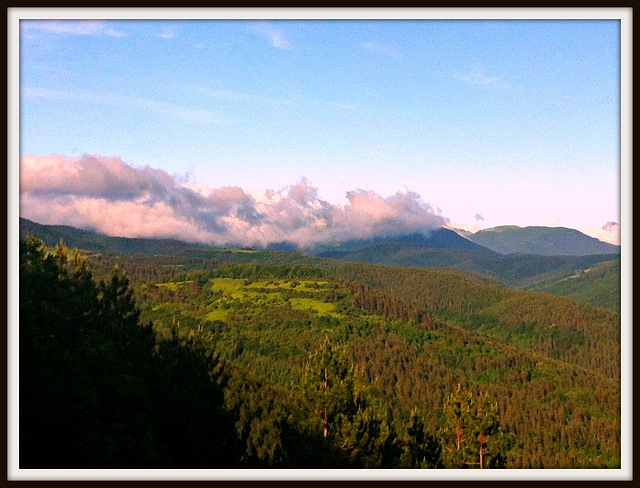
[310,240,619,291]
[122,257,623,468]
[19,217,207,255]
[311,228,496,256]
[467,225,620,256]
[522,259,621,313]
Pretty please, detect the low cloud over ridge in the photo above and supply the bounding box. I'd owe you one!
[20,154,448,248]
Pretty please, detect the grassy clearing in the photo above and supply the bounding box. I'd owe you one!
[290,298,335,315]
[206,278,338,316]
[204,309,229,321]
[213,278,331,296]
[296,281,329,292]
[211,278,247,298]
[244,280,329,292]
[245,281,282,290]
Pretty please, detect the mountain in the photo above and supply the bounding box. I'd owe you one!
[449,227,473,238]
[18,217,329,267]
[315,243,614,285]
[19,217,208,255]
[466,225,620,256]
[310,228,496,256]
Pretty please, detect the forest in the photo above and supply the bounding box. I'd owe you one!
[19,234,621,469]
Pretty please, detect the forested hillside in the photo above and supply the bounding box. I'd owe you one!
[315,242,618,291]
[19,218,620,311]
[19,234,621,469]
[522,259,621,313]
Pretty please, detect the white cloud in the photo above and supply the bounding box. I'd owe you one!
[248,21,292,50]
[599,221,620,245]
[335,102,355,110]
[20,155,448,248]
[22,20,125,38]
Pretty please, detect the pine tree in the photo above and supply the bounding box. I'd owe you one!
[440,385,506,469]
[302,336,356,439]
[333,403,400,468]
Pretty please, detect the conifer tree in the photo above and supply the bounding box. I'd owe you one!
[398,407,442,468]
[302,336,356,439]
[440,385,506,469]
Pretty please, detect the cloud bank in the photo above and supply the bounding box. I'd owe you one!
[20,154,448,248]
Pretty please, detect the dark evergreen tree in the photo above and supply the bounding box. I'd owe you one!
[19,235,241,468]
[398,407,442,468]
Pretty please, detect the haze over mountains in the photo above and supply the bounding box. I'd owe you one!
[19,217,619,258]
[290,228,497,256]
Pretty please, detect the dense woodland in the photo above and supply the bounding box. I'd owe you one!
[19,235,621,469]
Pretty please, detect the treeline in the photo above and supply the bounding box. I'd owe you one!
[205,263,325,280]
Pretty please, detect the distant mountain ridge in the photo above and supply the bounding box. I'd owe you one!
[19,218,208,255]
[460,225,620,256]
[309,228,496,256]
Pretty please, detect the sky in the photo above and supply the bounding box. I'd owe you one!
[17,14,623,247]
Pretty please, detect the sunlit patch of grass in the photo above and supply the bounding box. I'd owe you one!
[211,278,246,297]
[290,298,335,315]
[243,279,330,292]
[204,309,228,321]
[245,281,281,290]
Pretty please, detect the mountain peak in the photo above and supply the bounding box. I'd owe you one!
[468,225,620,256]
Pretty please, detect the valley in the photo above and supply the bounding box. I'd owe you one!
[17,220,622,469]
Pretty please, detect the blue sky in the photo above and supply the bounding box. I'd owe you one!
[18,16,622,245]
